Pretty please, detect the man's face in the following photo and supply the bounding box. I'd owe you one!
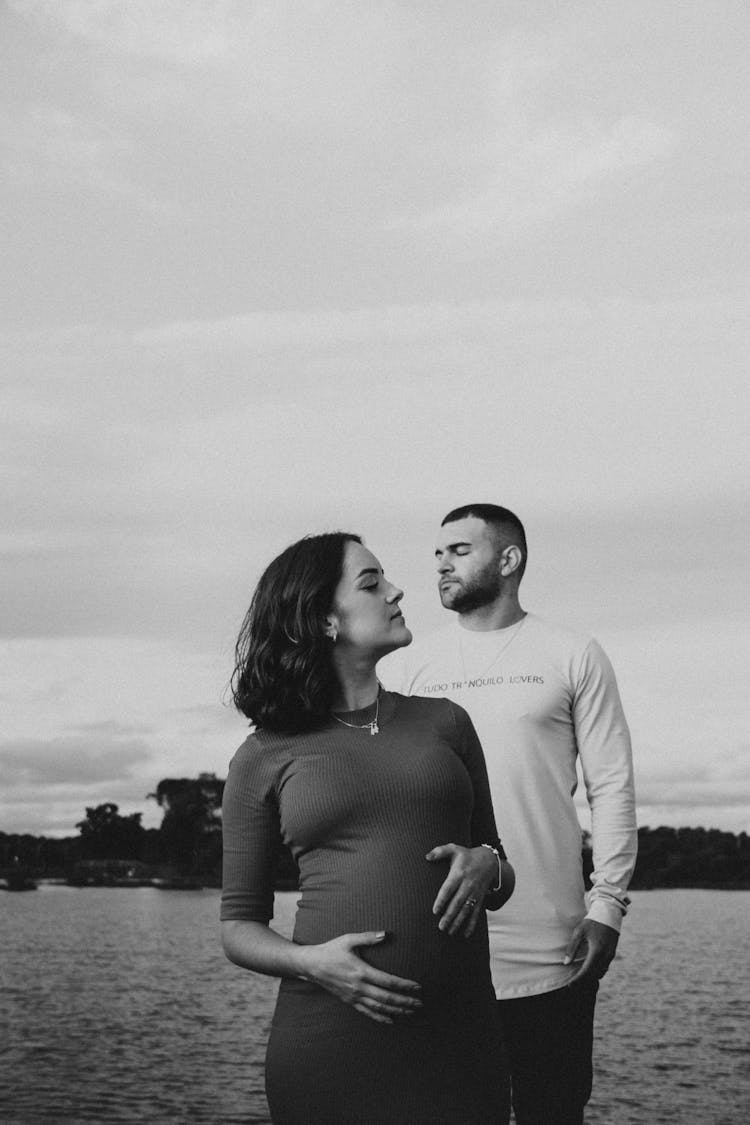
[434,517,503,613]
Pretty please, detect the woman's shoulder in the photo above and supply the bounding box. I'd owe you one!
[227,725,301,777]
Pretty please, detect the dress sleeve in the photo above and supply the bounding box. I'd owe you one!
[447,703,508,910]
[447,702,505,858]
[574,639,638,931]
[220,735,282,923]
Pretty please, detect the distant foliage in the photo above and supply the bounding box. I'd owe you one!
[631,825,750,889]
[581,825,750,890]
[148,774,225,874]
[0,774,226,884]
[4,791,748,891]
[76,803,146,861]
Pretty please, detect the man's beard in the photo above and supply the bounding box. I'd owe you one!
[439,564,502,613]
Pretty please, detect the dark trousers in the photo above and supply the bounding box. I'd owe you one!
[496,979,599,1125]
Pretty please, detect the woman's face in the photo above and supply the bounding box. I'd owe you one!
[328,541,412,660]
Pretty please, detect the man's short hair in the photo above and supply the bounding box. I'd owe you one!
[441,503,527,580]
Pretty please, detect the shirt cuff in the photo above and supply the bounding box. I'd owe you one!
[586,898,626,933]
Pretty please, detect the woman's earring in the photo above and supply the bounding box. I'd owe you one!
[328,629,338,644]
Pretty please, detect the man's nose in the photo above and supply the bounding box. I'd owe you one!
[437,556,453,573]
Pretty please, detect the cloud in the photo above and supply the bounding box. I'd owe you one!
[131,291,745,355]
[0,728,154,788]
[9,0,235,63]
[2,1,748,843]
[393,116,676,237]
[133,299,576,351]
[0,103,184,218]
[1,293,748,644]
[638,783,750,812]
[8,0,435,129]
[634,747,750,809]
[0,711,176,837]
[0,636,246,836]
[0,722,163,835]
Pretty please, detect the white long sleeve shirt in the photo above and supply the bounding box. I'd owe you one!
[380,613,637,999]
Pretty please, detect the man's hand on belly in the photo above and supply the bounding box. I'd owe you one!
[426,843,498,937]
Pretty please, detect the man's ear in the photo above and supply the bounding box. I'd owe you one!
[500,545,523,578]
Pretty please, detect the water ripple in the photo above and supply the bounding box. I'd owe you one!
[2,887,749,1123]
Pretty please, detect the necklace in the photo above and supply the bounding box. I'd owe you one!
[332,694,380,735]
[458,614,527,682]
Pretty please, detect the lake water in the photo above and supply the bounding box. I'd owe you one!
[1,887,749,1123]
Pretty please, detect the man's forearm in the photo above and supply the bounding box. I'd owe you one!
[587,798,638,930]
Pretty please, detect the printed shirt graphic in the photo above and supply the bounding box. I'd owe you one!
[380,613,637,999]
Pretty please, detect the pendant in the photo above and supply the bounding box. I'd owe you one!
[369,721,379,735]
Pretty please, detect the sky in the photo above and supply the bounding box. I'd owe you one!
[1,1,748,838]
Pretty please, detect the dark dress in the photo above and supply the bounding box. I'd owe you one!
[221,691,506,1124]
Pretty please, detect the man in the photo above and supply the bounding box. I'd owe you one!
[380,503,637,1125]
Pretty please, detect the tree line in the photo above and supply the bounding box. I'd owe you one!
[0,774,234,887]
[2,774,749,889]
[581,825,750,889]
[627,824,750,889]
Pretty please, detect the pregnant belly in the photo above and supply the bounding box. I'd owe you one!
[291,875,492,1020]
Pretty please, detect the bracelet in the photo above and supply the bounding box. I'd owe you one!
[480,843,502,893]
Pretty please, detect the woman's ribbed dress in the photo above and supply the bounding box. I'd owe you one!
[221,691,505,1124]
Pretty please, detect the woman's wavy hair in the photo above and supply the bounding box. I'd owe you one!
[230,532,362,733]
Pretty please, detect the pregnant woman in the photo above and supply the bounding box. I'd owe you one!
[221,531,515,1124]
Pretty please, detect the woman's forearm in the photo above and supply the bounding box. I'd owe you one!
[221,919,424,1024]
[221,918,310,979]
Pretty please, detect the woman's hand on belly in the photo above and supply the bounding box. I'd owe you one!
[296,931,423,1025]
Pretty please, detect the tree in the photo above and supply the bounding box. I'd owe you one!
[76,803,145,860]
[149,773,224,873]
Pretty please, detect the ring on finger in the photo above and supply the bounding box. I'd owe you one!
[464,896,478,908]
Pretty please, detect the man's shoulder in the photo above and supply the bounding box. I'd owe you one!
[524,616,621,692]
[523,613,595,654]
